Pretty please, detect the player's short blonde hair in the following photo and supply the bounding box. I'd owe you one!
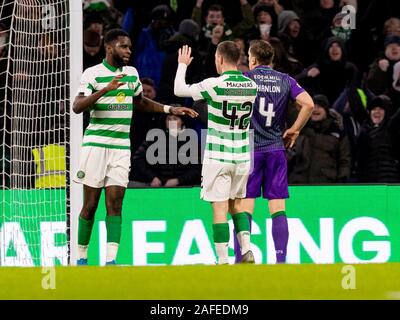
[216,41,240,65]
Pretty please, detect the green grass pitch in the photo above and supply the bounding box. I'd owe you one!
[0,263,399,300]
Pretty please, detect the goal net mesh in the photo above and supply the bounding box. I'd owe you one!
[0,0,71,266]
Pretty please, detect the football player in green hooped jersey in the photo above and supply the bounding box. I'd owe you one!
[73,29,198,266]
[175,43,257,264]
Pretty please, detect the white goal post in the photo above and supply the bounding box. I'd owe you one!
[69,0,83,266]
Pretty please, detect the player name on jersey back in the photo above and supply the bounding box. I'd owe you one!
[226,82,254,88]
[253,74,282,92]
[245,66,304,152]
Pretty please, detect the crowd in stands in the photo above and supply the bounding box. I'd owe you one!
[1,0,400,188]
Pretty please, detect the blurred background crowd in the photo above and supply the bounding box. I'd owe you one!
[1,0,400,188]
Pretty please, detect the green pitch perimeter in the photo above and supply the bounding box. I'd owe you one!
[0,263,399,300]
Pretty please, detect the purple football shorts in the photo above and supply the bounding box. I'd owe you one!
[246,150,289,199]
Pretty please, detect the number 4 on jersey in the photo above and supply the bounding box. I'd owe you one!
[259,97,275,127]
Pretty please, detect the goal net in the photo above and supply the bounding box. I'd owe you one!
[0,0,77,266]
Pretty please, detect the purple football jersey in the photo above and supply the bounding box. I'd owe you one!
[244,66,304,152]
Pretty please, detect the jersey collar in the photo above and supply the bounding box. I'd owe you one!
[102,59,122,72]
[222,70,242,75]
[255,65,272,71]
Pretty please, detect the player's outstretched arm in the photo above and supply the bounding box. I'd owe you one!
[73,74,127,114]
[174,45,194,97]
[283,91,314,148]
[133,94,198,118]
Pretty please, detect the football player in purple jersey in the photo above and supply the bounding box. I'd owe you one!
[233,40,314,263]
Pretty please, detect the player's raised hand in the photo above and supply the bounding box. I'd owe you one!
[105,74,127,91]
[283,127,300,149]
[170,106,199,118]
[178,45,193,66]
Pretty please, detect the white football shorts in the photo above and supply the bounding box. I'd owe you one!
[73,146,130,188]
[200,159,251,202]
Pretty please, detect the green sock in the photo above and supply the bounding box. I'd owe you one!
[232,212,250,233]
[212,223,229,243]
[78,216,94,246]
[106,215,122,243]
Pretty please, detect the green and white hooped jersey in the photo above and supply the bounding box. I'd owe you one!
[77,59,142,150]
[189,71,257,163]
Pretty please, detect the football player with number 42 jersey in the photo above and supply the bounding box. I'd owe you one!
[175,42,258,265]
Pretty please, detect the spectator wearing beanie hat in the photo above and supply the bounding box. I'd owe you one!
[247,4,278,42]
[367,35,400,95]
[297,37,359,106]
[313,93,345,130]
[134,4,176,88]
[83,12,105,36]
[178,19,200,42]
[288,94,351,184]
[149,5,176,49]
[83,29,104,70]
[277,10,316,66]
[278,10,300,36]
[366,95,391,125]
[313,94,330,114]
[252,0,284,16]
[356,94,400,183]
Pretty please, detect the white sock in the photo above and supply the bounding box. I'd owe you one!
[78,245,88,260]
[237,231,251,255]
[215,242,229,265]
[106,242,119,262]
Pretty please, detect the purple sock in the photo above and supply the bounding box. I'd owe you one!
[234,214,252,263]
[272,212,289,263]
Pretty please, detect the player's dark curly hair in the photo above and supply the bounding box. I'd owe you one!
[104,29,130,44]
